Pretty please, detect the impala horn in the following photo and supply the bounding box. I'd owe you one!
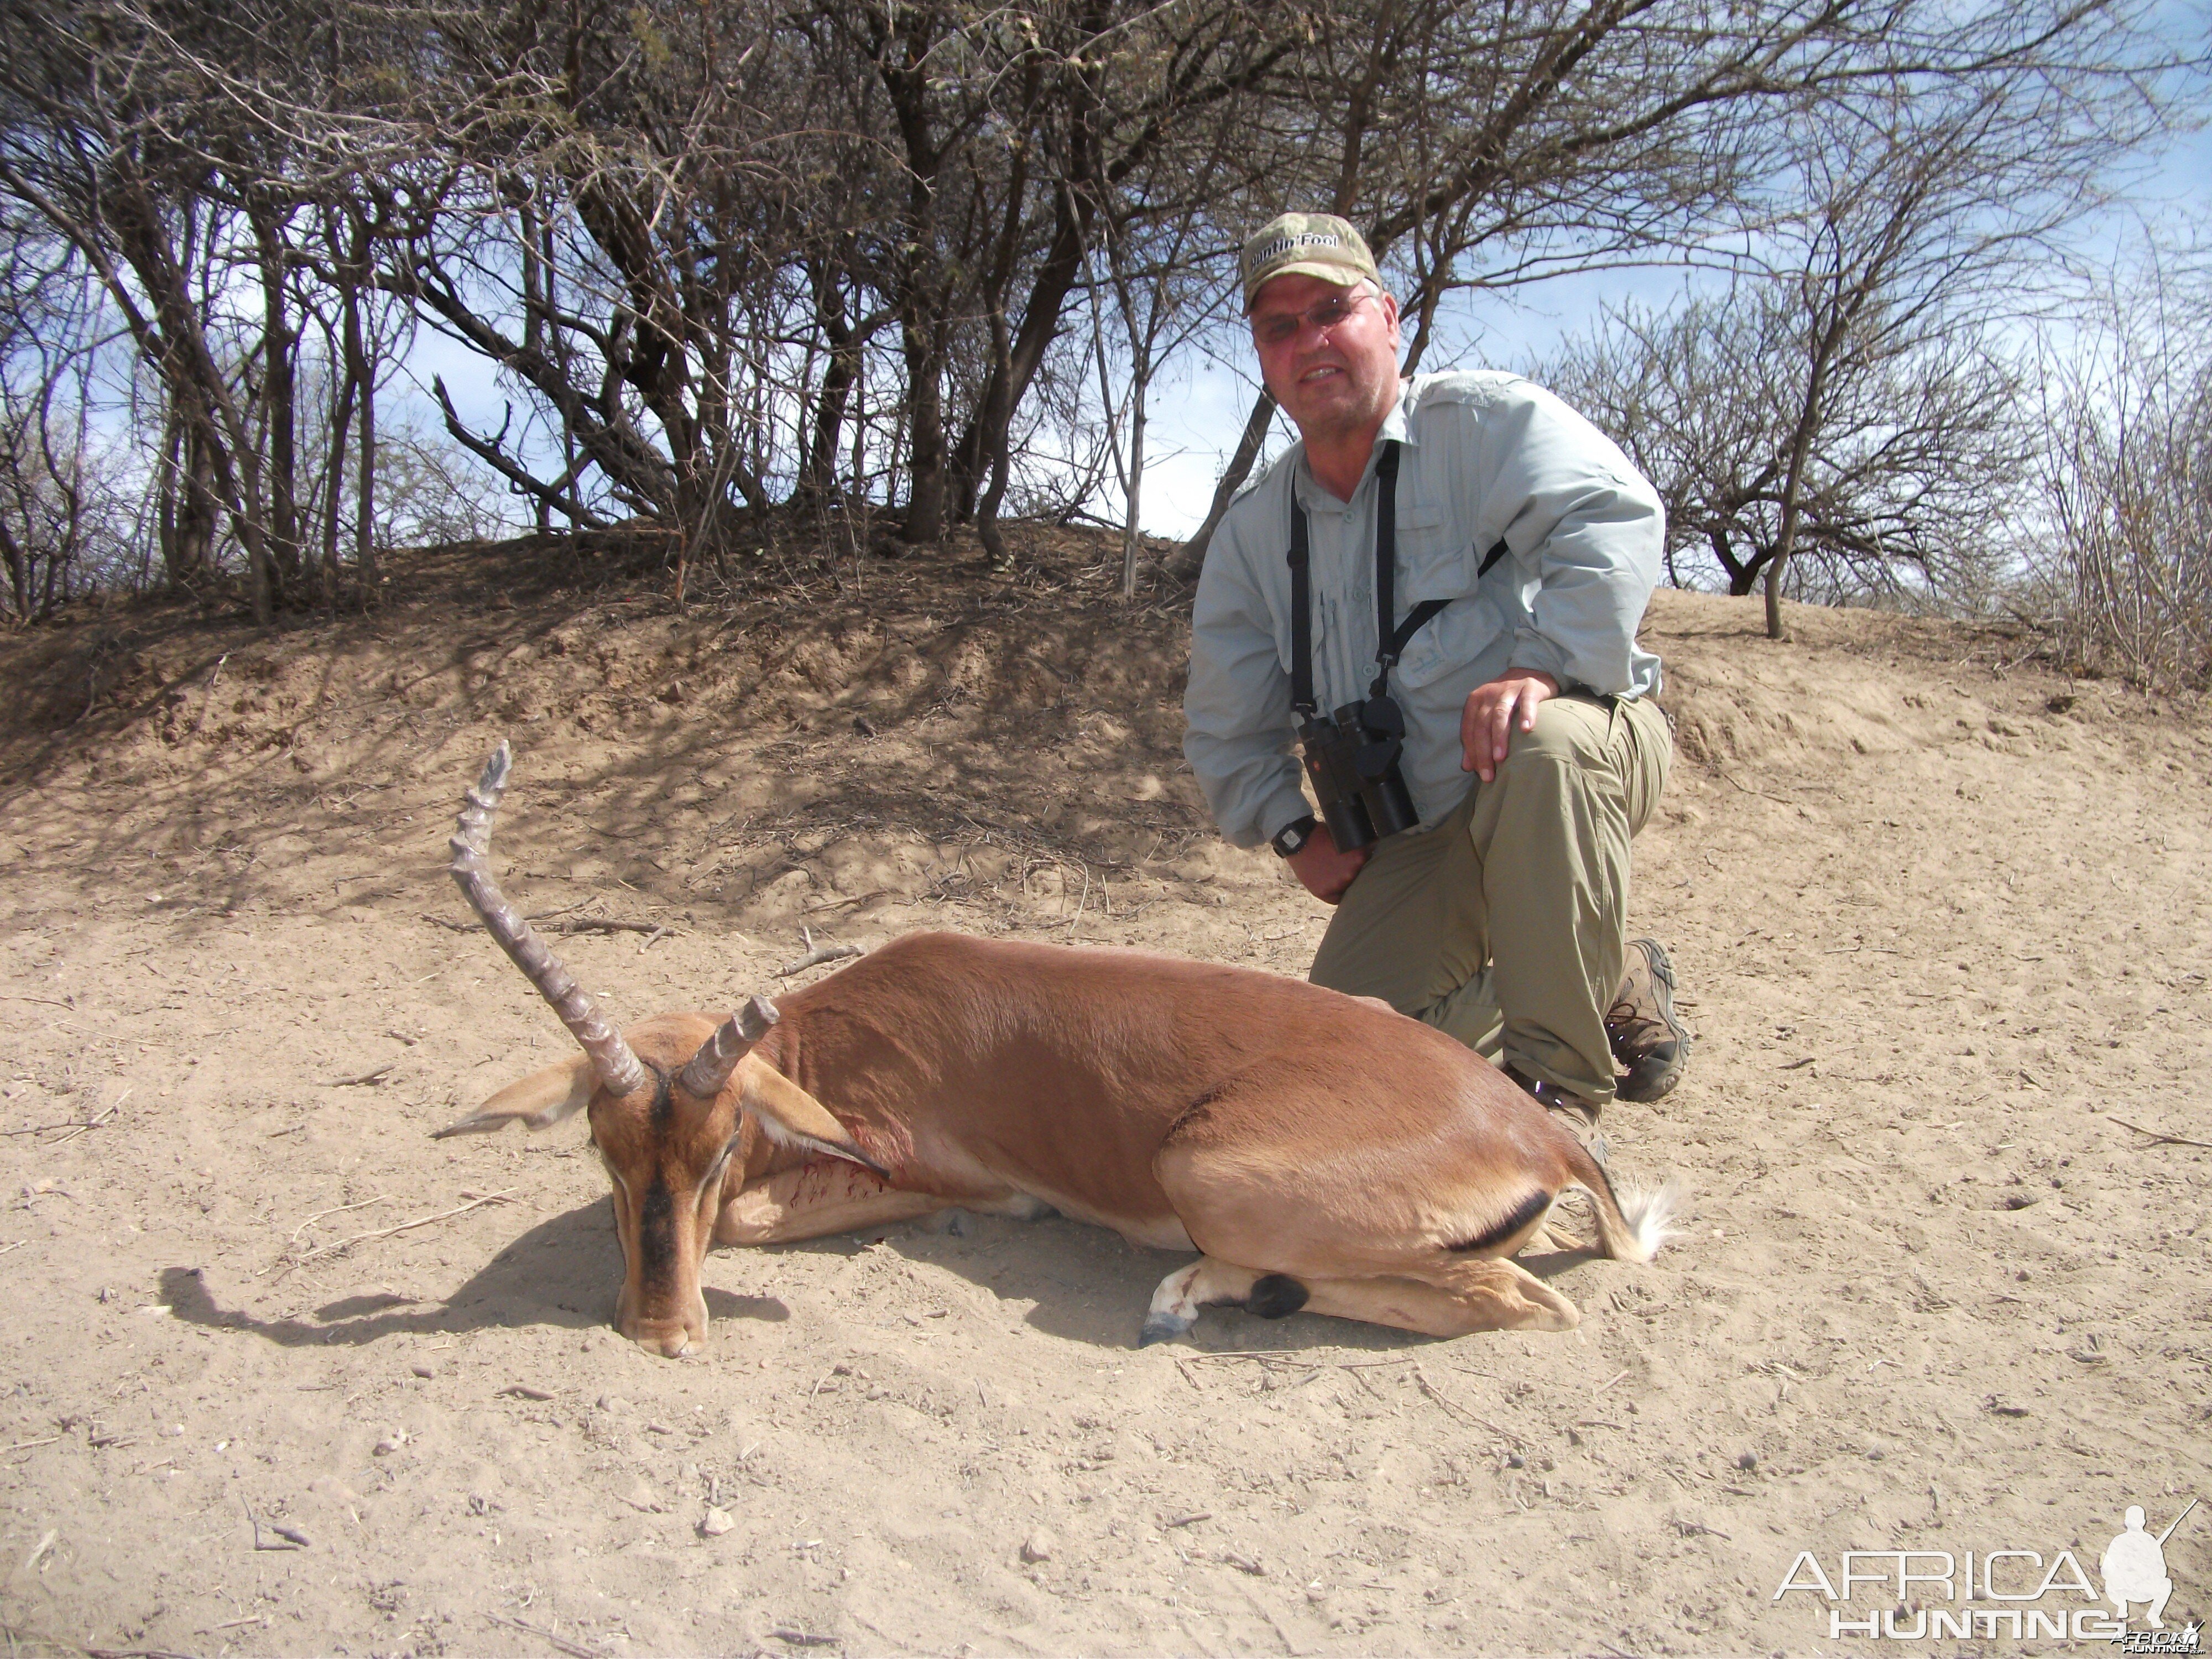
[680,995,780,1100]
[450,741,645,1096]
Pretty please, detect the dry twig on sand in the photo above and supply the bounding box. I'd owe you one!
[420,899,629,935]
[286,1194,389,1244]
[12,1094,129,1147]
[325,1065,395,1088]
[1171,1349,1321,1366]
[2110,1115,2212,1151]
[244,1499,309,1551]
[487,1614,606,1659]
[4,1109,113,1139]
[778,925,864,977]
[0,1621,200,1659]
[266,1190,514,1281]
[1412,1364,1509,1438]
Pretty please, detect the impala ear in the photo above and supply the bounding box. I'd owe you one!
[434,1056,596,1138]
[739,1059,888,1177]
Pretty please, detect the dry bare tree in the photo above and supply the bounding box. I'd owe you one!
[1545,285,2031,611]
[1729,32,2166,639]
[2026,258,2212,691]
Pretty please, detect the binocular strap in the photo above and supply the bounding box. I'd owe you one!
[1287,440,1509,714]
[1369,444,1447,701]
[1288,497,1316,718]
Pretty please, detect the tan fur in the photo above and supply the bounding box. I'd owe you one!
[456,930,1677,1355]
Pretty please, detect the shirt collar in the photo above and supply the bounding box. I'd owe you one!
[1377,377,1418,448]
[1294,377,1418,515]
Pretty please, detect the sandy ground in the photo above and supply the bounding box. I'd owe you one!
[0,533,2206,1658]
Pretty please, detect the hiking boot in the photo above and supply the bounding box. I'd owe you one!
[1504,1064,1609,1171]
[1608,937,1690,1103]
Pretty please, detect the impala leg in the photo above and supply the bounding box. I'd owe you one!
[716,1160,946,1245]
[1152,1097,1588,1341]
[1324,1257,1579,1334]
[1141,1256,1296,1345]
[1139,1254,1577,1345]
[1520,1195,1587,1255]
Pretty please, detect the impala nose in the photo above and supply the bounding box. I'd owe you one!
[628,1321,696,1359]
[614,1279,707,1357]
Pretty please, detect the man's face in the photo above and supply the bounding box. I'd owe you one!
[1248,273,1403,447]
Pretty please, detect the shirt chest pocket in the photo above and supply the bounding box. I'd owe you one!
[1395,503,1475,603]
[1390,503,1498,688]
[1394,589,1503,688]
[1267,569,1326,675]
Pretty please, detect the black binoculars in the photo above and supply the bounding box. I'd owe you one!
[1298,693,1420,851]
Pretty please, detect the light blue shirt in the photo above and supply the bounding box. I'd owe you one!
[1184,371,1665,848]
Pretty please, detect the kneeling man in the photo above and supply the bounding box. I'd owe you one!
[1183,213,1689,1131]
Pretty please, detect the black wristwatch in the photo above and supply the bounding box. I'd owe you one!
[1270,814,1320,858]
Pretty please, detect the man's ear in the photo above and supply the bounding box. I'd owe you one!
[434,1056,594,1138]
[739,1058,888,1176]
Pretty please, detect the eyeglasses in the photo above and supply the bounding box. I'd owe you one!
[1250,289,1376,349]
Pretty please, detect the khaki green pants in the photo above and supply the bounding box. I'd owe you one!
[1308,693,1671,1105]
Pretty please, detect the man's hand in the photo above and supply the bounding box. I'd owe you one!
[1460,669,1561,781]
[1286,823,1369,904]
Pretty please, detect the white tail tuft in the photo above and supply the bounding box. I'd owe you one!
[1611,1178,1683,1259]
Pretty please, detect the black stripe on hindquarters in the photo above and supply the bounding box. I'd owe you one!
[1447,1189,1550,1254]
[1246,1274,1310,1319]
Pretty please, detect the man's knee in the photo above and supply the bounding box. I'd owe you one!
[1309,935,1416,1007]
[1501,695,1613,776]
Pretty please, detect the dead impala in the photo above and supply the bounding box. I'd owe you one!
[439,742,1677,1356]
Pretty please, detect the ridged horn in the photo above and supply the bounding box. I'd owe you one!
[450,741,645,1097]
[679,995,780,1100]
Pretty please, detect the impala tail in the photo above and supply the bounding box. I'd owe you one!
[1565,1140,1681,1265]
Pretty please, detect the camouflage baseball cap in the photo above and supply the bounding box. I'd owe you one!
[1239,213,1380,312]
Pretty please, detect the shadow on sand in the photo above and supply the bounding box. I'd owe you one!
[766,1207,1604,1356]
[160,1200,788,1348]
[164,1196,1601,1357]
